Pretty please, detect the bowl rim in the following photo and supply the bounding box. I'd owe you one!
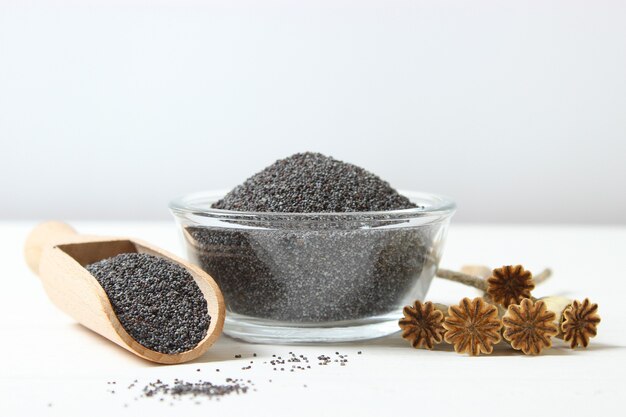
[169,190,456,220]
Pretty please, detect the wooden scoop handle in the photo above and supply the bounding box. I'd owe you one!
[24,221,79,274]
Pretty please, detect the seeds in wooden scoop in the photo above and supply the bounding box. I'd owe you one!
[86,253,210,354]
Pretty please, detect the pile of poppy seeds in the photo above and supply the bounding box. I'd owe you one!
[185,152,433,322]
[86,253,210,354]
[211,152,417,212]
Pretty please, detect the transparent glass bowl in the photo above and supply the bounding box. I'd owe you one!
[170,191,455,344]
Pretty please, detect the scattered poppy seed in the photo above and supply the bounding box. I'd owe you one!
[142,378,251,401]
[118,349,357,406]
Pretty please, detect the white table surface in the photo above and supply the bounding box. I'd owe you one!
[1,221,624,416]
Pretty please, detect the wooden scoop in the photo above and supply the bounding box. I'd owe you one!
[24,221,225,364]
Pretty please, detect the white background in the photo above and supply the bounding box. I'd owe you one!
[1,0,625,223]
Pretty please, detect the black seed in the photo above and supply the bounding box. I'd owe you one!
[212,152,416,213]
[139,379,252,400]
[187,153,429,322]
[86,253,210,354]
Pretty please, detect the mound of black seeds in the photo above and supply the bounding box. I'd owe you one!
[186,225,435,322]
[86,253,210,354]
[212,152,417,212]
[182,153,442,323]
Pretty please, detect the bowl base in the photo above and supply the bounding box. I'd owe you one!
[223,312,402,344]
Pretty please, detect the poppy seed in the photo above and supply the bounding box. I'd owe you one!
[86,253,210,354]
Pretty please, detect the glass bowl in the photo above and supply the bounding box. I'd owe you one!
[169,191,455,344]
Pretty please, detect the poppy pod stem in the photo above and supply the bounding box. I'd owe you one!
[539,296,572,327]
[435,268,488,291]
[436,265,552,308]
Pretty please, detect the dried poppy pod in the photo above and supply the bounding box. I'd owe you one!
[443,297,503,356]
[436,265,551,308]
[398,301,447,349]
[461,264,552,286]
[541,297,601,348]
[502,298,559,355]
[487,265,535,307]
